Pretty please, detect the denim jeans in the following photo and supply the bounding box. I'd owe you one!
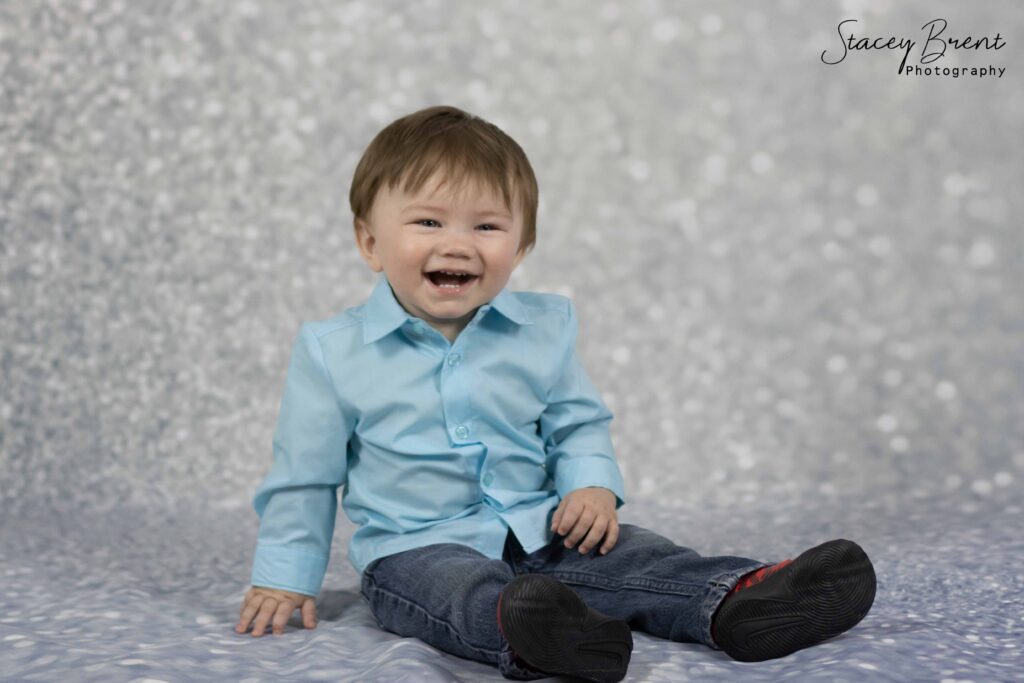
[359,523,771,679]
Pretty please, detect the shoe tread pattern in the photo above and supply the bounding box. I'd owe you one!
[499,574,633,682]
[714,538,877,662]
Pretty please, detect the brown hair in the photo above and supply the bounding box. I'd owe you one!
[349,105,538,258]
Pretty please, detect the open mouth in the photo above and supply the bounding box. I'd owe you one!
[424,271,479,295]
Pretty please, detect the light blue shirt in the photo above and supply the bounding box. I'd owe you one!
[249,272,627,596]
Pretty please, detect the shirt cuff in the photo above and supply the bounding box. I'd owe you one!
[250,543,329,597]
[554,455,626,510]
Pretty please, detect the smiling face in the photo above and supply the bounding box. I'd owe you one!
[354,170,527,343]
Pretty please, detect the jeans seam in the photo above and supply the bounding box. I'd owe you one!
[363,579,503,657]
[543,569,701,596]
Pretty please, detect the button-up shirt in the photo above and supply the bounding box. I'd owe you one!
[249,273,627,596]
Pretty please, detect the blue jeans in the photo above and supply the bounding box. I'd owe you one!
[359,523,771,679]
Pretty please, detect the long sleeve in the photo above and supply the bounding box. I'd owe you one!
[539,299,626,510]
[249,323,353,597]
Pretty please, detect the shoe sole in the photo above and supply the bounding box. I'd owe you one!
[497,574,633,682]
[713,538,876,662]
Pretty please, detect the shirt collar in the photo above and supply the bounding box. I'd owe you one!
[362,272,532,344]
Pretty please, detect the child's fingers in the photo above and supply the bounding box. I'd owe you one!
[302,599,318,628]
[550,506,562,533]
[563,509,597,549]
[554,501,583,536]
[250,597,280,637]
[599,519,620,555]
[270,600,294,635]
[577,516,610,554]
[236,593,265,633]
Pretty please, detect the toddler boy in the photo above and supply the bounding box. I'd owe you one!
[235,105,876,681]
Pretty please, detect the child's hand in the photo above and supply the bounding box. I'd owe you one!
[236,585,318,637]
[550,486,619,555]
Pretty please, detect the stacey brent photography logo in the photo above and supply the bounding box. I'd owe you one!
[821,18,1007,79]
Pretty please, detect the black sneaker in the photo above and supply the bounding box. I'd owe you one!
[712,538,877,662]
[497,574,633,682]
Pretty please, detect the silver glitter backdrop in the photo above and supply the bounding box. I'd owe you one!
[2,0,1020,515]
[1,1,1023,679]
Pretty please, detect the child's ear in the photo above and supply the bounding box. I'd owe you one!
[353,219,381,271]
[354,218,374,250]
[354,217,369,240]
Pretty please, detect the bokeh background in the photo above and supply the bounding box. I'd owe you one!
[2,1,1022,681]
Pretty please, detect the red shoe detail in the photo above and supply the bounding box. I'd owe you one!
[731,560,793,596]
[497,589,526,666]
[711,560,794,644]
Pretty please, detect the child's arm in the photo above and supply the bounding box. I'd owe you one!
[539,298,627,511]
[244,323,353,624]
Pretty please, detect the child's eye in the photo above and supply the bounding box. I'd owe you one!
[415,219,499,231]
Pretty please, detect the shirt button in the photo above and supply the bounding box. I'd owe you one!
[483,472,494,485]
[447,352,461,366]
[455,425,469,439]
